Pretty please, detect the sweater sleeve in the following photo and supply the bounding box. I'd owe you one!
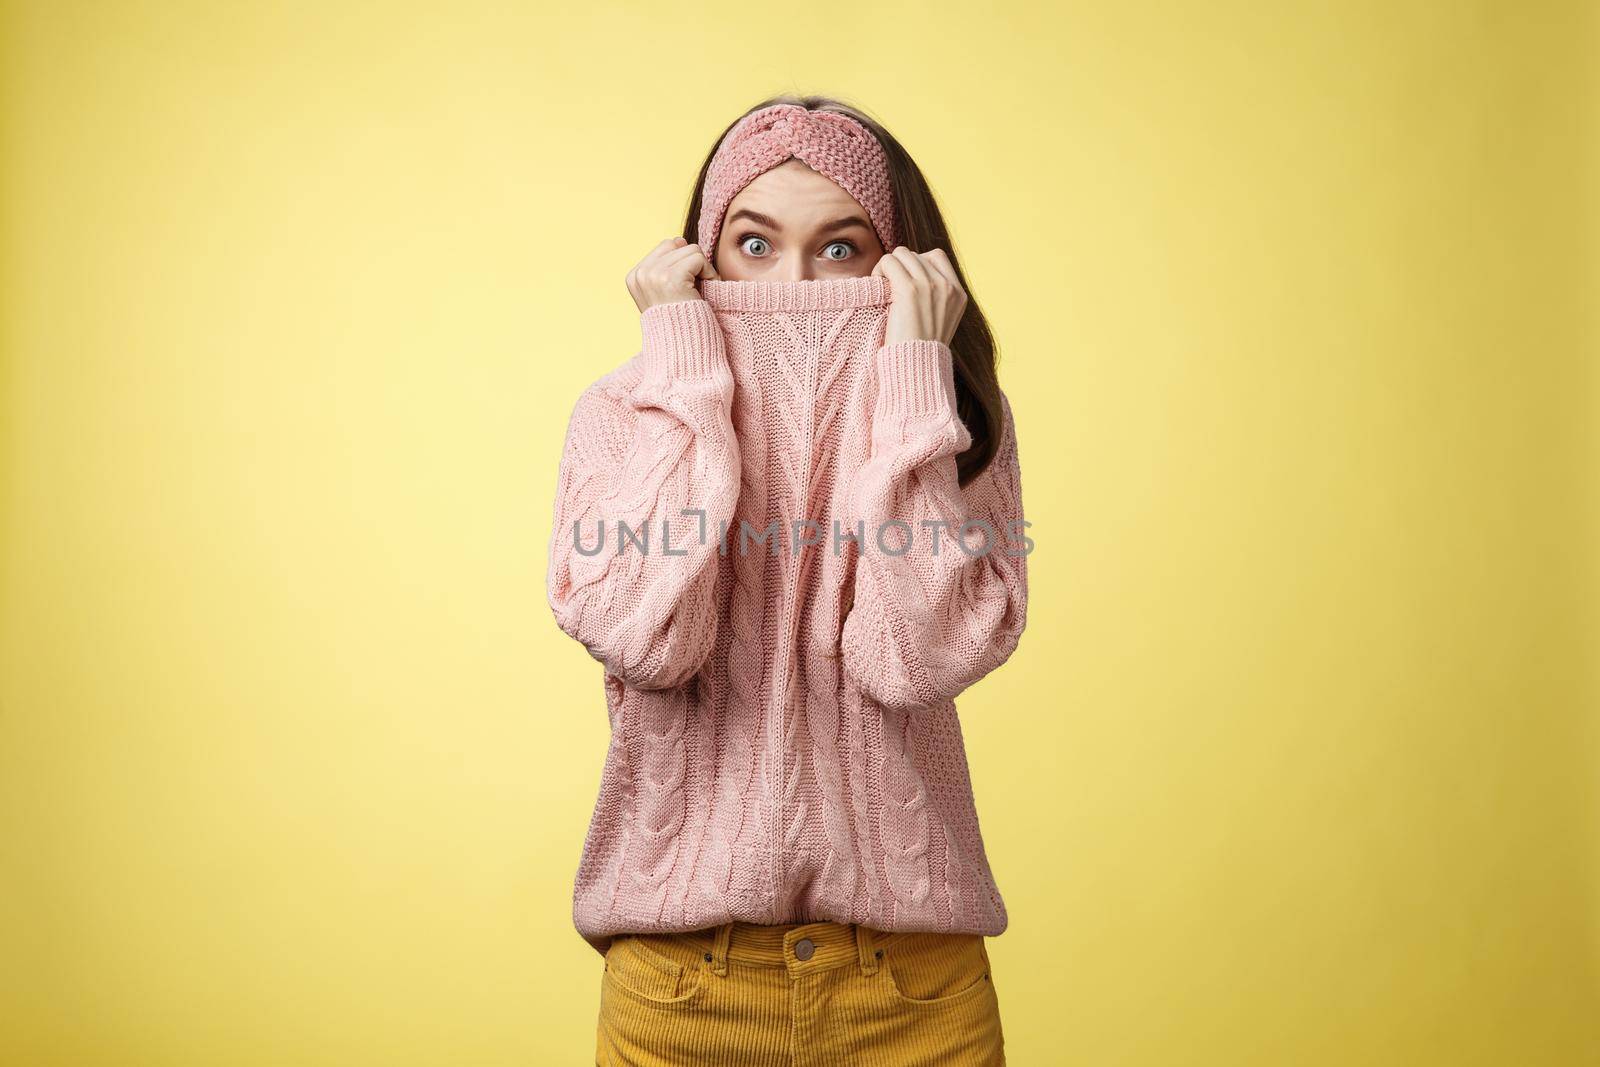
[546,298,741,690]
[838,339,1030,712]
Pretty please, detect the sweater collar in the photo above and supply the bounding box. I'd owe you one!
[699,276,891,313]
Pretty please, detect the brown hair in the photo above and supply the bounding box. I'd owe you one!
[681,94,1004,487]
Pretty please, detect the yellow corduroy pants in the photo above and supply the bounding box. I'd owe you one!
[595,919,1006,1066]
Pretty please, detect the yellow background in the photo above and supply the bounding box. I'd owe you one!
[2,1,1595,1063]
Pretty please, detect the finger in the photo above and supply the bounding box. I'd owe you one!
[660,241,703,262]
[640,236,687,267]
[875,250,912,293]
[910,249,962,316]
[922,248,962,289]
[664,244,718,286]
[891,246,933,288]
[694,239,726,278]
[657,243,710,272]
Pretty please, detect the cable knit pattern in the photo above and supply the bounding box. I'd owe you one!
[546,276,1028,956]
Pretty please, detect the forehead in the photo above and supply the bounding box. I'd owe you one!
[724,159,866,222]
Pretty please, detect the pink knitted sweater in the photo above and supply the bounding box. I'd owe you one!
[547,275,1028,956]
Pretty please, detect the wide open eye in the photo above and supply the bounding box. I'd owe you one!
[739,235,771,257]
[822,241,855,261]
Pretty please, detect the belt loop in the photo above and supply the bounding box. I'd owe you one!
[855,924,880,977]
[708,922,733,977]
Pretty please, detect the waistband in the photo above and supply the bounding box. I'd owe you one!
[669,920,913,979]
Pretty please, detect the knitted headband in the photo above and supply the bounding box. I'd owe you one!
[697,103,900,263]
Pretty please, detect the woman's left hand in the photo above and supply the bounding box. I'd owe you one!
[873,246,967,347]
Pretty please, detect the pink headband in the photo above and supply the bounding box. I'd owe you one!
[698,103,900,264]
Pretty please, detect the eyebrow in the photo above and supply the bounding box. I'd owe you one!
[725,209,874,236]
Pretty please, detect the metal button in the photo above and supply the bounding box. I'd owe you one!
[793,937,815,961]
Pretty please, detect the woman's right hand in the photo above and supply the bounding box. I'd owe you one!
[626,237,720,312]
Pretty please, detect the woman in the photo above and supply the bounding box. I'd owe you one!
[547,94,1029,1065]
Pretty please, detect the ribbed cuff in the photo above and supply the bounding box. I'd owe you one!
[874,340,959,417]
[640,298,728,381]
